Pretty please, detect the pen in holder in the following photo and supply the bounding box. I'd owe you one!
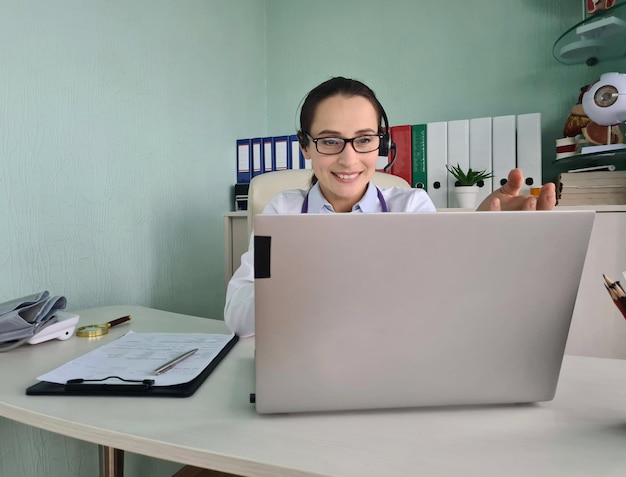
[602,274,626,320]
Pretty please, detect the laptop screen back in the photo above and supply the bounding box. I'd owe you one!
[253,211,595,414]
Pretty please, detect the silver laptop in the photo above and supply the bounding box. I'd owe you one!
[253,210,595,414]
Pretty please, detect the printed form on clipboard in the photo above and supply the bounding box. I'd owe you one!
[36,331,237,387]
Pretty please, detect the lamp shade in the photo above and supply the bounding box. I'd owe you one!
[582,72,626,125]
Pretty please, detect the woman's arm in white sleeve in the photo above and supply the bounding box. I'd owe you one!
[224,232,256,337]
[224,189,306,337]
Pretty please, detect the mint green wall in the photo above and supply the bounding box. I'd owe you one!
[0,0,265,320]
[2,1,626,476]
[0,1,265,476]
[265,0,620,183]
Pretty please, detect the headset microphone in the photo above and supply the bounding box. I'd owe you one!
[383,141,397,172]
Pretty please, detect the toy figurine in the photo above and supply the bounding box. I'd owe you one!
[587,0,616,15]
[564,84,592,138]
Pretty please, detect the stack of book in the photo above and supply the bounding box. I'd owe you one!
[557,170,626,206]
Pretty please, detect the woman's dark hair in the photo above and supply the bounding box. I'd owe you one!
[296,77,385,187]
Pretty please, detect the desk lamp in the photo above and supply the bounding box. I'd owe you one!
[581,72,626,152]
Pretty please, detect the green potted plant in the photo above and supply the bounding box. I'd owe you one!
[446,163,494,208]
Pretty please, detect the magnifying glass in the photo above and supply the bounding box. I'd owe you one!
[75,315,131,338]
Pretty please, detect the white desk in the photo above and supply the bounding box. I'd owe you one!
[2,306,626,477]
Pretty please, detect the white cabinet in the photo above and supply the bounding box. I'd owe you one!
[223,208,626,358]
[223,211,248,289]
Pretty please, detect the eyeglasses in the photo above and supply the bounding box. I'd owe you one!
[306,133,382,155]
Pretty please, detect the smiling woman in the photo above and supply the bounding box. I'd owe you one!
[224,77,438,336]
[296,77,391,190]
[223,76,556,338]
[299,94,383,212]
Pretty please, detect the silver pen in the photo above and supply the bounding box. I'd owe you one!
[154,348,199,375]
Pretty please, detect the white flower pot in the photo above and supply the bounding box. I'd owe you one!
[454,186,480,208]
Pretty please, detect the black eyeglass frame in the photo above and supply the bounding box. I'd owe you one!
[305,133,384,155]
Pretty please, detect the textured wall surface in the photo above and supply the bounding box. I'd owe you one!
[0,1,265,476]
[0,0,266,318]
[2,0,626,476]
[265,0,625,182]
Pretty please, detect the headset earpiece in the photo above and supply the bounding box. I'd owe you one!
[296,130,309,148]
[379,132,392,157]
[378,102,395,159]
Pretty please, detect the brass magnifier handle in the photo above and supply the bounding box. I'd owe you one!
[76,315,132,337]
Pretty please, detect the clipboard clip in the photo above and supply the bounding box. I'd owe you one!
[65,376,155,392]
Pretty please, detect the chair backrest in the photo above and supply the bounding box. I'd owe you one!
[247,169,411,235]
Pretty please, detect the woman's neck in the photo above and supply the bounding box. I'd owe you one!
[318,184,368,213]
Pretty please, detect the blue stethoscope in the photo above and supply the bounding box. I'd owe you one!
[301,186,388,213]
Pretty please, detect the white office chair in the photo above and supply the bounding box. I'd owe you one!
[247,169,411,235]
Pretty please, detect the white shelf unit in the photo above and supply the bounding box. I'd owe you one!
[224,207,626,358]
